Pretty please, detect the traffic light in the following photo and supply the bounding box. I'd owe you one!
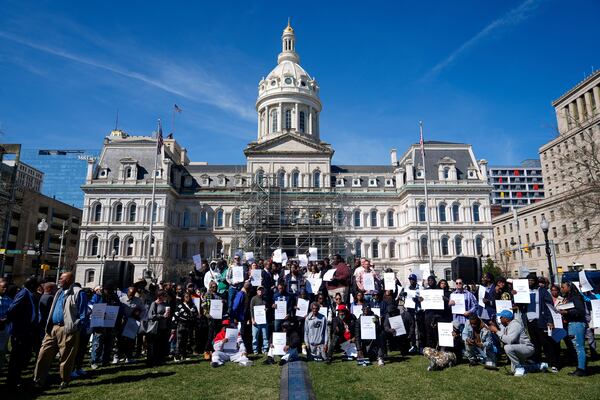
[523,244,530,253]
[504,250,512,258]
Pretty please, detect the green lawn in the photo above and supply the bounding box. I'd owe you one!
[309,353,600,400]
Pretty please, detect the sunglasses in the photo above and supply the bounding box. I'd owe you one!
[456,282,463,285]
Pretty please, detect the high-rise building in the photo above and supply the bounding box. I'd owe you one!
[76,22,494,286]
[19,149,100,208]
[3,160,44,192]
[488,159,544,211]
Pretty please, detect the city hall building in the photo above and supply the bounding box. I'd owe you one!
[76,23,494,286]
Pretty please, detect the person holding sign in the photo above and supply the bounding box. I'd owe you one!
[488,310,547,376]
[557,281,587,376]
[325,255,351,305]
[250,286,269,355]
[284,264,305,298]
[461,315,497,369]
[226,255,246,317]
[356,261,379,301]
[273,284,291,332]
[327,305,357,362]
[304,302,329,361]
[145,290,171,367]
[89,282,123,368]
[421,276,448,349]
[402,274,424,355]
[478,273,497,323]
[211,320,252,367]
[355,304,385,366]
[264,321,301,366]
[172,292,200,362]
[201,282,224,360]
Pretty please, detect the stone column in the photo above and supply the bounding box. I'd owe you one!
[309,108,313,135]
[593,86,600,116]
[568,102,577,128]
[266,105,270,134]
[576,97,585,123]
[278,102,283,131]
[294,103,299,131]
[584,91,594,120]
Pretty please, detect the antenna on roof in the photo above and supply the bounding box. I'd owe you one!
[114,108,119,131]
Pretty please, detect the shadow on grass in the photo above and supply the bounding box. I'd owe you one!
[70,371,175,387]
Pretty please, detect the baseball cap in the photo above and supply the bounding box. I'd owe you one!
[336,304,347,312]
[408,274,417,281]
[498,310,514,320]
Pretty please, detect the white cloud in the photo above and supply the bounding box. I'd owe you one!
[423,0,543,80]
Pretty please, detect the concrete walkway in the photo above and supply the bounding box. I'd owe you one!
[279,361,316,400]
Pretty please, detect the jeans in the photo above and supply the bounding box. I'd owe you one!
[91,331,114,365]
[568,321,586,370]
[465,342,496,364]
[252,323,269,353]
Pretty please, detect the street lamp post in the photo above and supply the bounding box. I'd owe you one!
[540,217,555,284]
[55,220,69,284]
[98,254,107,286]
[37,218,48,277]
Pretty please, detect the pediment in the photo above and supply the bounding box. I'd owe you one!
[244,133,333,156]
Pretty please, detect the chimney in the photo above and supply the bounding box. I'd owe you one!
[390,149,397,166]
[86,159,94,183]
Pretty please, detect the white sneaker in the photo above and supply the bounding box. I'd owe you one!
[539,362,549,372]
[377,358,385,366]
[514,367,526,377]
[90,363,99,370]
[111,356,119,365]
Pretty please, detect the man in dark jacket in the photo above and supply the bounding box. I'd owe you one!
[355,304,385,366]
[327,304,356,362]
[326,254,351,304]
[6,276,40,390]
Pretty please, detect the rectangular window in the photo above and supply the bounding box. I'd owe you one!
[575,240,580,250]
[564,242,570,253]
[533,216,537,225]
[552,227,557,238]
[591,264,597,270]
[509,223,513,233]
[524,218,528,228]
[588,238,593,250]
[550,210,555,221]
[535,231,539,241]
[562,225,567,235]
[536,247,541,257]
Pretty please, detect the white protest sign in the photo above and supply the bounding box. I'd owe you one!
[251,269,262,287]
[438,322,454,347]
[513,279,530,303]
[450,293,465,314]
[579,271,594,292]
[384,273,396,291]
[388,315,406,336]
[192,254,202,271]
[351,304,363,318]
[232,266,244,284]
[204,268,218,289]
[244,252,255,263]
[478,285,486,307]
[421,289,444,310]
[224,328,238,351]
[275,300,287,320]
[273,249,283,263]
[546,305,564,329]
[372,307,381,317]
[591,299,600,328]
[90,303,107,328]
[495,300,513,318]
[193,297,201,313]
[272,332,287,356]
[340,340,358,357]
[360,315,376,340]
[404,289,416,309]
[121,318,141,339]
[103,305,120,328]
[210,300,223,319]
[298,254,308,267]
[308,247,318,261]
[296,298,309,318]
[363,273,375,291]
[318,306,329,320]
[254,305,267,325]
[306,278,322,294]
[322,269,336,282]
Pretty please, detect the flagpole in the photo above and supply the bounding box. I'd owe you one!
[146,119,162,278]
[420,121,434,276]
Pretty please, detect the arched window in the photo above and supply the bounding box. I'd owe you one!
[146,236,155,256]
[181,241,188,259]
[441,236,449,256]
[90,237,99,256]
[354,241,362,258]
[455,236,463,255]
[418,203,426,222]
[285,109,292,130]
[387,210,394,227]
[438,203,446,222]
[354,210,361,227]
[112,237,120,256]
[443,167,450,179]
[216,210,224,227]
[473,203,481,222]
[233,209,241,227]
[200,211,207,227]
[93,203,102,222]
[337,210,344,225]
[299,111,306,132]
[313,171,321,187]
[370,210,378,227]
[291,171,299,188]
[272,112,278,133]
[85,269,95,285]
[128,203,137,222]
[124,167,132,179]
[183,209,191,228]
[278,170,285,188]
[420,236,428,256]
[452,203,460,222]
[126,237,134,256]
[151,202,158,223]
[389,241,396,258]
[256,170,264,186]
[475,236,483,256]
[372,241,379,258]
[114,203,123,222]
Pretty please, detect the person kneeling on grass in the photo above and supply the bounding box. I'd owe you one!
[488,310,548,376]
[211,319,252,367]
[355,304,385,367]
[462,315,497,369]
[304,302,329,361]
[264,321,301,366]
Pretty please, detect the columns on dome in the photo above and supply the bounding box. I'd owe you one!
[295,103,299,131]
[278,102,282,131]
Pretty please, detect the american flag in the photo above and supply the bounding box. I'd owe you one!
[174,104,182,113]
[157,119,163,154]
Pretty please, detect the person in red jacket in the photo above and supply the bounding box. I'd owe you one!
[325,254,351,305]
[211,320,252,367]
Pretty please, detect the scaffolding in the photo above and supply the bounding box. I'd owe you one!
[234,174,349,261]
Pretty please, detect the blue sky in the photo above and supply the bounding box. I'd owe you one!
[1,0,598,166]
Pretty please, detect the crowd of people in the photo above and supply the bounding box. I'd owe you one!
[0,254,598,392]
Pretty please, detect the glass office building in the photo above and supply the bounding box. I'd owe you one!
[19,149,100,209]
